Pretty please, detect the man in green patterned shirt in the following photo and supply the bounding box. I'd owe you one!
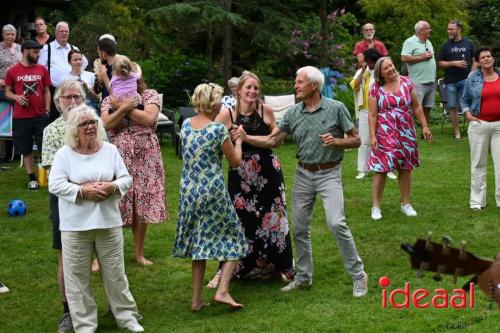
[41,79,84,333]
[241,66,368,297]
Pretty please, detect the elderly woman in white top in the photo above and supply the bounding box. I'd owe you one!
[48,105,143,333]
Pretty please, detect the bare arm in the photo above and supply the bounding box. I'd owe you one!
[410,89,432,140]
[101,96,136,130]
[438,60,467,69]
[43,86,51,112]
[401,52,431,64]
[5,85,27,107]
[319,127,360,149]
[352,66,366,91]
[221,137,242,168]
[368,95,378,149]
[245,126,287,148]
[471,59,478,71]
[128,102,159,127]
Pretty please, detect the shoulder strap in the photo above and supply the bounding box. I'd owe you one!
[47,42,51,74]
[228,107,235,124]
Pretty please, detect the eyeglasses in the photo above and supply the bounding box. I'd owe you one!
[77,119,98,128]
[61,95,83,102]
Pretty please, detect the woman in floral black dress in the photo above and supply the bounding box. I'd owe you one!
[208,71,294,286]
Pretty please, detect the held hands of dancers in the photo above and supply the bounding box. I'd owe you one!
[230,125,246,145]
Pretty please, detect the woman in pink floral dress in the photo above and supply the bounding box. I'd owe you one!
[102,78,167,265]
[207,71,294,286]
[368,57,432,221]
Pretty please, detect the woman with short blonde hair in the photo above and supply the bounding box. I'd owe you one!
[173,83,248,311]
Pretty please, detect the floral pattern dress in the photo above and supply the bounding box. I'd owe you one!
[173,119,248,260]
[368,76,420,172]
[102,89,167,225]
[229,109,294,279]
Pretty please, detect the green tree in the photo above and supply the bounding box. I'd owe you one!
[466,0,500,57]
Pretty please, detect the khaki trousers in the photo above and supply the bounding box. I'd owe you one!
[62,227,140,333]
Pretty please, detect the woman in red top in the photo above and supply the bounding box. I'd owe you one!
[462,47,500,210]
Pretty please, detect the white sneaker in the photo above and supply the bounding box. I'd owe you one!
[353,272,368,297]
[470,204,482,211]
[280,279,312,292]
[401,203,417,216]
[371,207,382,220]
[387,171,397,180]
[0,281,9,293]
[125,323,144,332]
[355,172,367,179]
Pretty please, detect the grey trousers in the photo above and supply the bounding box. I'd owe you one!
[292,165,364,283]
[62,227,140,333]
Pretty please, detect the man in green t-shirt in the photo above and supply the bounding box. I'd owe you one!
[401,20,437,124]
[239,66,368,298]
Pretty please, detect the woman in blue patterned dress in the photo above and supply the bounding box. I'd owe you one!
[173,83,248,311]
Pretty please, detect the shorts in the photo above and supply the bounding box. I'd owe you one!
[50,193,62,250]
[445,79,465,110]
[414,82,437,108]
[12,116,48,155]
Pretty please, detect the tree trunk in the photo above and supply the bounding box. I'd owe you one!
[206,21,214,80]
[222,0,233,93]
[319,0,329,67]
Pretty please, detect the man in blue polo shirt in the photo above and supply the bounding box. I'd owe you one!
[438,20,476,140]
[238,66,368,297]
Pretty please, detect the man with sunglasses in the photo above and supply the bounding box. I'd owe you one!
[5,40,51,190]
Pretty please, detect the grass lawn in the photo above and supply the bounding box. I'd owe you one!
[0,125,498,332]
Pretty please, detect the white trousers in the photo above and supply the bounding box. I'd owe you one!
[357,110,370,173]
[467,120,500,208]
[62,227,140,333]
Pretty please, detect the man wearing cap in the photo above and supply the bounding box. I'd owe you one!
[38,21,88,123]
[5,40,51,190]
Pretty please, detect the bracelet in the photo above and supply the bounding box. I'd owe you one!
[79,186,83,199]
[235,141,242,145]
[112,183,119,194]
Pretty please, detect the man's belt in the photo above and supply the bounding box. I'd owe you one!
[298,161,339,172]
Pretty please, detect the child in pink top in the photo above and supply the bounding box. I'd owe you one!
[110,55,143,108]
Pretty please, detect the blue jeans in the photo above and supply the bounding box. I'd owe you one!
[446,79,466,110]
[292,165,364,283]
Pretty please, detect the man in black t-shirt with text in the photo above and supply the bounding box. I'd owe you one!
[438,20,477,140]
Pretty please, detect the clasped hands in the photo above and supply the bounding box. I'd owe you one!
[81,182,116,202]
[229,125,246,144]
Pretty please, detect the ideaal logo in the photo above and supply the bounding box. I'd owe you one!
[379,276,475,309]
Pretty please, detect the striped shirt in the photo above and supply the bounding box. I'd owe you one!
[278,97,354,164]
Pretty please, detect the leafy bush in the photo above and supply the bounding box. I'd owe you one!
[139,52,217,108]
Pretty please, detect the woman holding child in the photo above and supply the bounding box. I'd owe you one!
[101,71,167,266]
